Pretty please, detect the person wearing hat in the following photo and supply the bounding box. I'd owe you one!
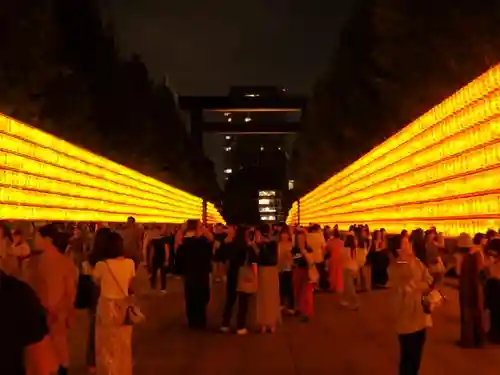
[457,232,486,348]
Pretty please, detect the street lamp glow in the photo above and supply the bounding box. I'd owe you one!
[244,117,252,122]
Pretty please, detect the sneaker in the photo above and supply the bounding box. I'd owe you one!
[220,326,230,333]
[236,328,248,335]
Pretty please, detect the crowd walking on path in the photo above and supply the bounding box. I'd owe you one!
[1,218,500,375]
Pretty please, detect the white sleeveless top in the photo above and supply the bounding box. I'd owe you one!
[93,258,135,299]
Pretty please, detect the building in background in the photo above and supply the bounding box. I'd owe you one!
[179,87,305,223]
[258,190,283,223]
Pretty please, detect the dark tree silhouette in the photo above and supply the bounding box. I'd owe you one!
[294,0,500,196]
[0,0,220,202]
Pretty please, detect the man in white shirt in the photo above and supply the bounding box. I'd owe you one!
[306,224,328,290]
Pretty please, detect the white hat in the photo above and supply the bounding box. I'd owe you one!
[457,233,474,248]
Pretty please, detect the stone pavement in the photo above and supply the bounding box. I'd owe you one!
[68,269,499,375]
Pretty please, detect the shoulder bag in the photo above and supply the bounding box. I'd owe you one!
[236,248,258,294]
[105,261,145,325]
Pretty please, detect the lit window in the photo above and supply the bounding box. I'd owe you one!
[259,207,276,213]
[260,146,264,151]
[244,117,252,123]
[224,112,230,116]
[225,136,231,140]
[261,215,276,221]
[224,147,232,152]
[259,199,271,205]
[288,180,294,190]
[259,191,276,197]
[227,117,232,123]
[244,93,260,98]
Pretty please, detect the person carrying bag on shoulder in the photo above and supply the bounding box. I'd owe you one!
[234,227,259,335]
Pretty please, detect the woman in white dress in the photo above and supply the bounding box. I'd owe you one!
[93,231,136,375]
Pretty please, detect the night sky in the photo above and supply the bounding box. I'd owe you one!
[102,0,356,95]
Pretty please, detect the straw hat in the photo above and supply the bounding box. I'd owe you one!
[457,233,474,248]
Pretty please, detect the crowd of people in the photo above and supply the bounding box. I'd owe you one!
[1,218,500,375]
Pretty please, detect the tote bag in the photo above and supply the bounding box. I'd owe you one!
[236,249,258,294]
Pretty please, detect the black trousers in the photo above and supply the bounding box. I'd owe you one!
[316,262,329,290]
[85,306,97,367]
[279,271,294,309]
[398,329,426,375]
[486,279,500,342]
[371,251,389,286]
[459,306,485,347]
[236,292,251,330]
[184,276,210,329]
[150,261,168,290]
[222,271,238,327]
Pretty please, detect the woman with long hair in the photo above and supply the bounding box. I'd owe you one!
[82,227,111,375]
[292,231,316,321]
[425,230,445,289]
[326,228,344,293]
[233,226,259,334]
[356,227,371,292]
[277,226,295,314]
[93,231,135,375]
[256,224,281,333]
[340,234,359,310]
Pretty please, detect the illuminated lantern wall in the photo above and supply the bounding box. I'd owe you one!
[0,113,223,223]
[288,64,500,236]
[287,201,299,226]
[207,202,225,225]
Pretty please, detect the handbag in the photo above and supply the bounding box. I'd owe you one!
[237,249,258,294]
[105,261,145,325]
[428,256,446,274]
[308,265,320,284]
[422,289,444,314]
[356,247,368,267]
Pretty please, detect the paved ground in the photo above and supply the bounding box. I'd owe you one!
[68,269,499,375]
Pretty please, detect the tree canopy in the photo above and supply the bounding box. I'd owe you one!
[0,0,220,202]
[293,0,500,196]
